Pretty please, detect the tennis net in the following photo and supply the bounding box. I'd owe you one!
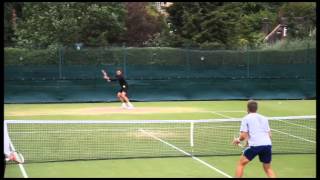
[5,115,316,163]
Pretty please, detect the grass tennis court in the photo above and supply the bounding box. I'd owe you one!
[4,100,316,178]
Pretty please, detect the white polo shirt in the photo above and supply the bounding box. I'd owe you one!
[240,113,272,146]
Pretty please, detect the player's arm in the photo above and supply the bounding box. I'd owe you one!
[268,131,272,140]
[266,119,272,140]
[233,131,248,145]
[233,118,248,145]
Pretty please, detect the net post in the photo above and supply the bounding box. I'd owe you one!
[190,121,194,154]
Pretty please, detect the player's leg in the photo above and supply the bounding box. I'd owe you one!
[117,92,124,102]
[121,91,134,109]
[259,145,276,178]
[117,92,127,109]
[4,122,12,159]
[262,163,276,178]
[235,155,250,178]
[235,146,258,177]
[3,123,21,163]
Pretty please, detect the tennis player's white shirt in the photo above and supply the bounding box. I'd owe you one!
[240,113,272,146]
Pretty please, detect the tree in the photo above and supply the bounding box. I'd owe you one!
[167,2,242,48]
[14,2,126,48]
[4,2,23,46]
[279,2,316,39]
[236,2,282,49]
[4,3,14,46]
[166,2,286,49]
[122,2,167,46]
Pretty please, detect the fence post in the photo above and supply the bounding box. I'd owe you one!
[185,46,190,75]
[123,43,127,77]
[246,48,250,78]
[59,46,63,80]
[307,40,310,63]
[306,41,310,78]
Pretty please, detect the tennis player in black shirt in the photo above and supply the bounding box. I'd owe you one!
[102,69,134,109]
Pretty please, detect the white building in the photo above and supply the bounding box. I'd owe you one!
[154,2,173,16]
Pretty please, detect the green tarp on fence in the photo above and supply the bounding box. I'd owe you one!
[4,47,315,103]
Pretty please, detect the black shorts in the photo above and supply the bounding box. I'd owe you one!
[118,86,128,93]
[243,145,272,164]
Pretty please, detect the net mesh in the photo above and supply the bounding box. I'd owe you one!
[5,116,315,163]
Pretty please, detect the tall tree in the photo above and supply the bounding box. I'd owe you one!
[279,2,316,39]
[4,2,23,46]
[14,2,126,48]
[123,2,167,46]
[167,2,241,48]
[166,2,286,49]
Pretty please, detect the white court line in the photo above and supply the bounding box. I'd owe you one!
[213,111,246,113]
[10,126,240,134]
[210,112,235,119]
[138,128,232,178]
[271,128,316,143]
[275,119,316,131]
[9,141,28,178]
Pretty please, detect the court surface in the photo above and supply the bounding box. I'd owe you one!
[4,100,316,178]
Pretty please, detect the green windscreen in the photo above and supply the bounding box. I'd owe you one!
[4,47,315,103]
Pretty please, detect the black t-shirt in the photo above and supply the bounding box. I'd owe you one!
[110,75,128,89]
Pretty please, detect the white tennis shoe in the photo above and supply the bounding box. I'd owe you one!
[121,103,127,109]
[126,103,134,109]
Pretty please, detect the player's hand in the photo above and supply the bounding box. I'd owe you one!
[103,75,110,81]
[232,137,240,146]
[103,76,111,82]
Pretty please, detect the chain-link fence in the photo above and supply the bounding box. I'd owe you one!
[5,46,315,80]
[4,46,316,103]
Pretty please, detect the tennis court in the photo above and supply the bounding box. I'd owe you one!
[4,100,316,178]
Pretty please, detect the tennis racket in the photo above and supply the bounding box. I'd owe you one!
[101,69,109,80]
[101,69,107,76]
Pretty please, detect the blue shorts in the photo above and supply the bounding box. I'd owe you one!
[243,145,272,164]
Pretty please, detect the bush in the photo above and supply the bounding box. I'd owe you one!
[259,38,315,50]
[4,46,315,66]
[4,47,59,65]
[199,42,226,50]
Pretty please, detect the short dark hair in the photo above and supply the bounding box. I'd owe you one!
[247,100,258,112]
